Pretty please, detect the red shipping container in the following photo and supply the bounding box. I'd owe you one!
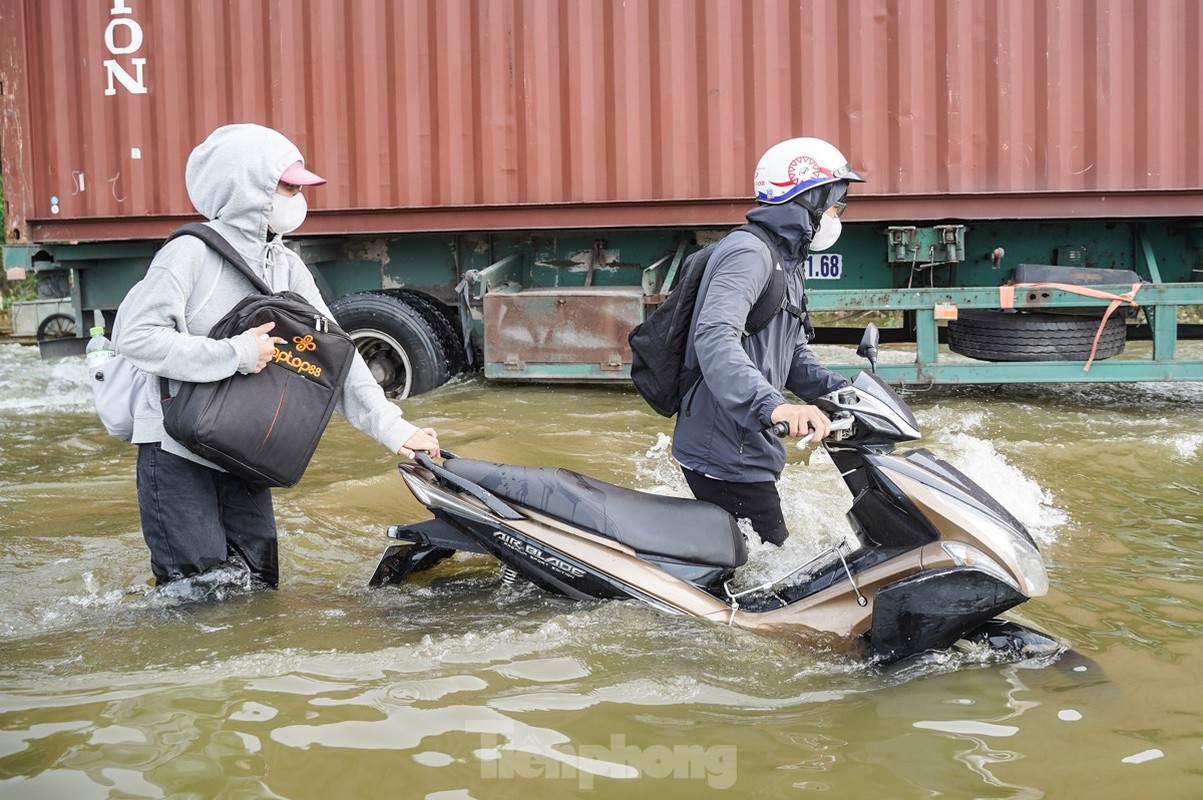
[2,0,1200,244]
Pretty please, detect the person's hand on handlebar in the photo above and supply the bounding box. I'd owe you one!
[770,403,831,444]
[398,428,440,460]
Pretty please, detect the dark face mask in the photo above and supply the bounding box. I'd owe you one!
[794,182,848,227]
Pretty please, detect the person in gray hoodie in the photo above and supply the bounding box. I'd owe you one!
[115,123,440,588]
[672,137,865,546]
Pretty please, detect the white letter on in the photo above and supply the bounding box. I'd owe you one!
[103,57,147,95]
[104,17,143,54]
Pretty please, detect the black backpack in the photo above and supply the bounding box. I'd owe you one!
[158,224,356,487]
[628,224,810,417]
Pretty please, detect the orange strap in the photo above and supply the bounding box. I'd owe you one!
[999,282,1142,372]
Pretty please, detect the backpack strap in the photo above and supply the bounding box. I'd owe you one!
[162,222,272,295]
[157,223,273,401]
[737,224,813,340]
[679,225,815,417]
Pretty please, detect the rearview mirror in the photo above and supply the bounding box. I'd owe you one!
[856,324,880,372]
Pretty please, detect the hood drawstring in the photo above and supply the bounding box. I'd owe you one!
[260,239,291,294]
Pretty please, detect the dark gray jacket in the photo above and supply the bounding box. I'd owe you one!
[671,202,849,482]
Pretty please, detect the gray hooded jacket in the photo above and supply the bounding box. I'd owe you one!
[115,123,419,469]
[671,201,849,483]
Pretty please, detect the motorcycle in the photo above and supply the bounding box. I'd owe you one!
[369,325,1060,665]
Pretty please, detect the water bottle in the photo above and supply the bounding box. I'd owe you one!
[85,326,114,370]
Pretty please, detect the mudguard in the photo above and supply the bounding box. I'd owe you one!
[962,619,1063,659]
[369,543,455,588]
[369,518,484,588]
[869,567,1025,663]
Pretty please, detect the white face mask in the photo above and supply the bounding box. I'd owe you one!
[809,211,842,252]
[267,191,307,235]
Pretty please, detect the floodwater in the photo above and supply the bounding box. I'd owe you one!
[1,340,1201,799]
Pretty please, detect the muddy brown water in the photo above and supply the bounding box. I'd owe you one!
[1,341,1201,798]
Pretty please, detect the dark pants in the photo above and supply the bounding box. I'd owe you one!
[681,467,790,546]
[136,443,279,586]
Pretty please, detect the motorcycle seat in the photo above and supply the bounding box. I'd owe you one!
[442,458,748,568]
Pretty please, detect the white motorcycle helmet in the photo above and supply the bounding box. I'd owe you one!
[753,137,865,204]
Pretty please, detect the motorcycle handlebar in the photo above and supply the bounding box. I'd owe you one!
[766,412,855,442]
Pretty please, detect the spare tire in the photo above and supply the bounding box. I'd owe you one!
[328,292,450,398]
[947,309,1126,362]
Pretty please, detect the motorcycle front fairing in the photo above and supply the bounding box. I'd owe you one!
[869,452,1049,599]
[869,567,1028,663]
[756,373,1049,657]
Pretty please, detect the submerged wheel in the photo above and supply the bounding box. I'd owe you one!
[36,312,76,341]
[947,309,1127,362]
[328,292,450,398]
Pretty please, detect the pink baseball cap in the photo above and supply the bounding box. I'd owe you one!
[279,160,326,186]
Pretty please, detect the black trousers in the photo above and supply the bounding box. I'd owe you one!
[681,467,790,546]
[136,443,279,586]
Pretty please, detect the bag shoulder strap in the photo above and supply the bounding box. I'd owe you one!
[163,223,272,295]
[735,223,807,335]
[155,224,271,402]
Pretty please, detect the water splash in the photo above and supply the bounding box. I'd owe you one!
[1163,431,1203,461]
[632,432,850,589]
[147,558,270,605]
[0,343,93,414]
[629,413,1064,584]
[927,430,1068,544]
[633,432,690,497]
[65,571,133,610]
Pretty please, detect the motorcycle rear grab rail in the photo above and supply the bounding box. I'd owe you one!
[412,451,524,521]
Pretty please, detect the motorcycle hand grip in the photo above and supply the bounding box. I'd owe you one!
[767,411,853,441]
[766,420,819,444]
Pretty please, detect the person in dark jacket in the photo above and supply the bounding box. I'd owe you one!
[672,137,866,545]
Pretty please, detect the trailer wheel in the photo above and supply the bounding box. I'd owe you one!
[36,313,76,341]
[328,292,450,398]
[383,289,470,375]
[947,309,1127,362]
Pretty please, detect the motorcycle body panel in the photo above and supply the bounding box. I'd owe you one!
[869,567,1026,663]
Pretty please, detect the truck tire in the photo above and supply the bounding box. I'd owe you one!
[383,289,470,375]
[328,292,450,398]
[947,309,1127,362]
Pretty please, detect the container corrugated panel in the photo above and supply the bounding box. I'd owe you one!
[1,0,1200,243]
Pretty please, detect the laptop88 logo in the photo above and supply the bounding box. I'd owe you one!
[272,334,323,377]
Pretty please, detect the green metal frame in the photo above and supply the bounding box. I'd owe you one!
[810,284,1203,384]
[6,215,1200,385]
